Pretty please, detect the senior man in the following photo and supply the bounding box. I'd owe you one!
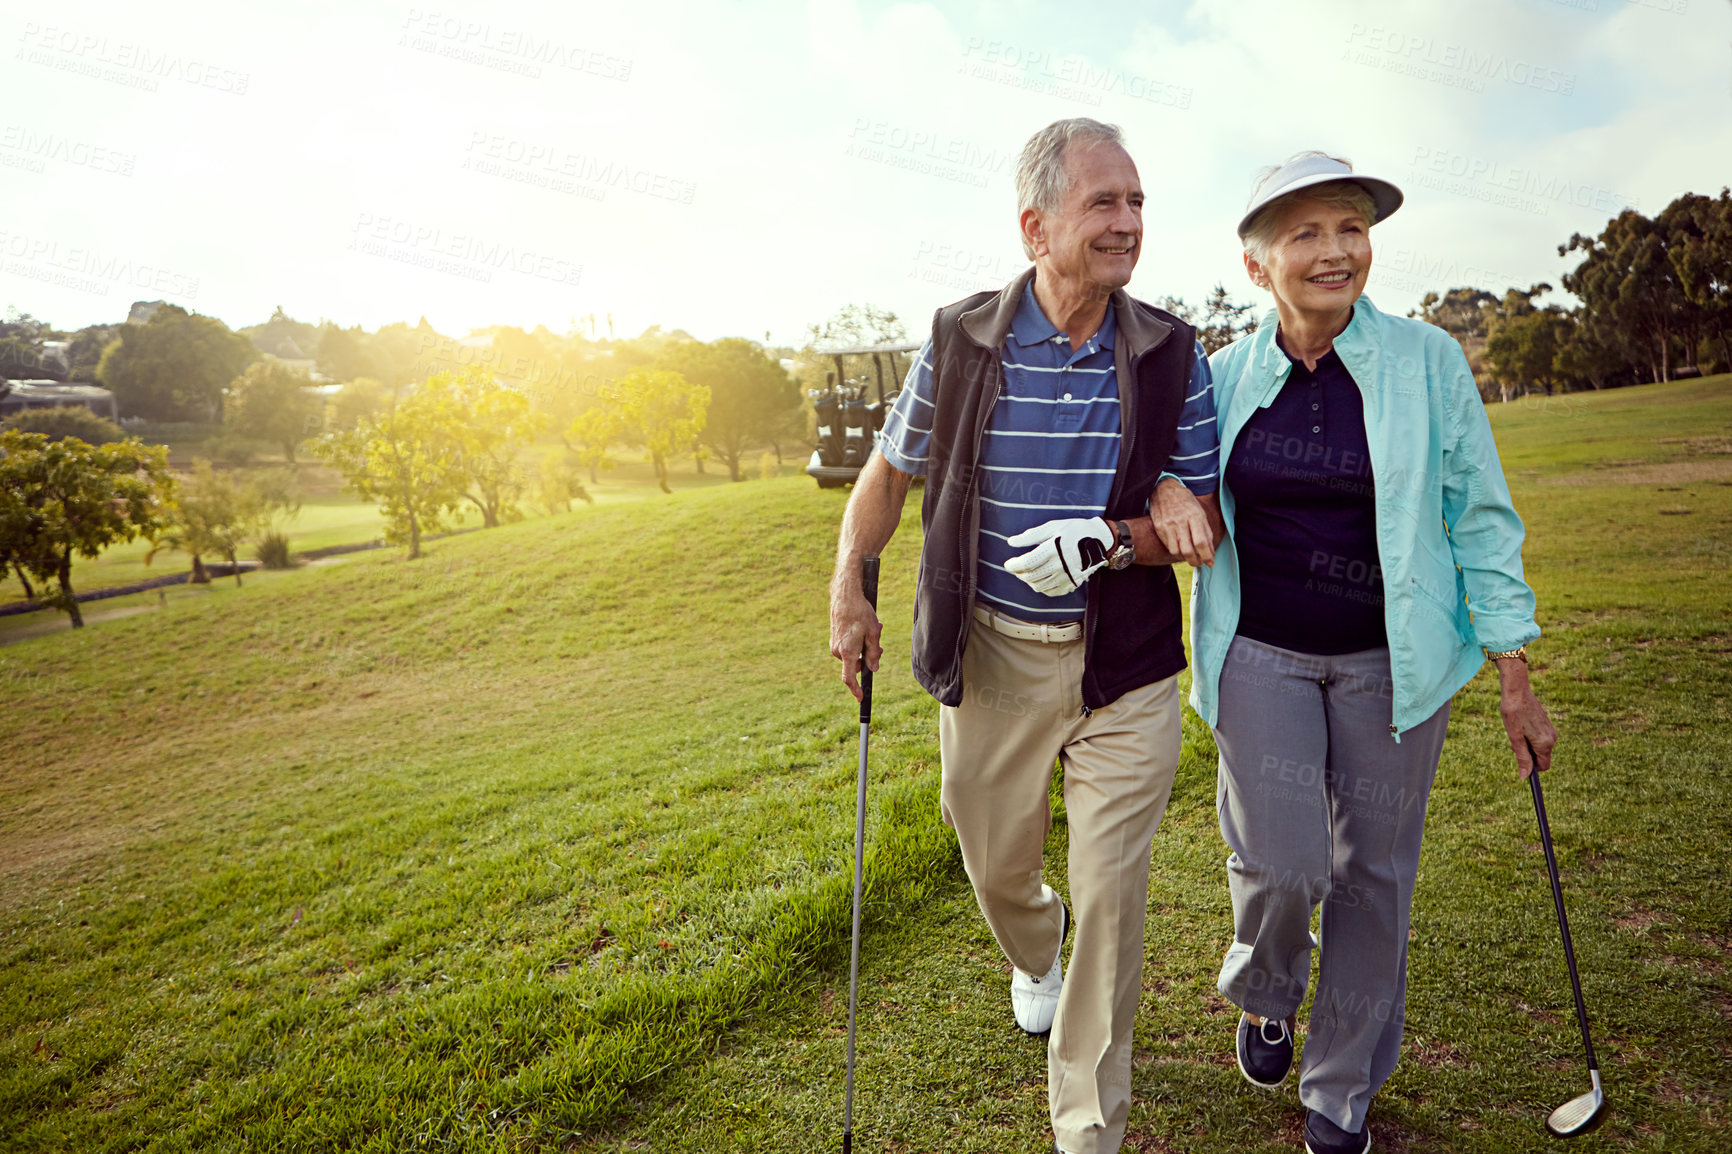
[828,118,1224,1154]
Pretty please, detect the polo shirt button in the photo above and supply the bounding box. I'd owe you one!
[1063,392,1073,400]
[1312,425,1322,433]
[1311,402,1319,411]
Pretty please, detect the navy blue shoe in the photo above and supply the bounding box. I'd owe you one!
[1304,1109,1371,1154]
[1235,1012,1294,1089]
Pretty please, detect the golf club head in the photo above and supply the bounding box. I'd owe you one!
[1544,1071,1607,1137]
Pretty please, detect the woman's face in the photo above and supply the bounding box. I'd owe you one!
[1245,193,1372,319]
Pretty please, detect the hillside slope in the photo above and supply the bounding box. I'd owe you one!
[4,376,1730,1152]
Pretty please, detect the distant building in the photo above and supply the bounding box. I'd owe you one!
[37,341,72,376]
[0,380,120,421]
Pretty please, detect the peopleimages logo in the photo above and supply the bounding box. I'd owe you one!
[843,120,1014,189]
[959,37,1193,110]
[461,132,696,205]
[0,125,136,176]
[15,22,250,95]
[1343,24,1576,95]
[347,212,583,287]
[397,9,632,81]
[0,229,200,299]
[1409,147,1640,216]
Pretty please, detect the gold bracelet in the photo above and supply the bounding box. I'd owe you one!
[1485,646,1528,663]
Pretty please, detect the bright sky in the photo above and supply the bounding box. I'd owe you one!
[2,0,1726,346]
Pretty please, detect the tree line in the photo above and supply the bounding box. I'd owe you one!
[1413,188,1732,401]
[1,303,806,486]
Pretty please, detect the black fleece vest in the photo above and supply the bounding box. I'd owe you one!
[909,280,1196,710]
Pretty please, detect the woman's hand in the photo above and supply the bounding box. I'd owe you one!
[1496,656,1558,778]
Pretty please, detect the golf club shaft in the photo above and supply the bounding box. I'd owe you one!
[1527,745,1599,1072]
[843,555,880,1149]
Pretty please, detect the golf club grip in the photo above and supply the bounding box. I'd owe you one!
[859,556,879,724]
[1527,742,1599,1072]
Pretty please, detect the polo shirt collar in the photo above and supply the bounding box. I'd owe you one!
[1010,277,1117,351]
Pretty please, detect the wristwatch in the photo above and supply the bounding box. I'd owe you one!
[1484,646,1528,663]
[1106,519,1135,570]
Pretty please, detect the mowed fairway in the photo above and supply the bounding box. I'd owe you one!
[3,378,1729,1153]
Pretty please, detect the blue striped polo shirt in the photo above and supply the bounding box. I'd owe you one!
[879,279,1219,622]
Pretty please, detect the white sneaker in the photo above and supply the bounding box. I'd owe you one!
[1011,900,1068,1036]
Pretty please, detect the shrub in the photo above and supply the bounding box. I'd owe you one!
[254,531,295,569]
[0,406,125,444]
[201,429,265,467]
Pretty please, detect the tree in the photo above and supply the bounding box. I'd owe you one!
[1560,209,1690,384]
[371,320,445,387]
[806,304,907,350]
[315,323,380,383]
[1552,317,1631,392]
[242,306,322,360]
[1151,287,1260,355]
[485,326,549,381]
[226,359,321,462]
[0,336,45,380]
[615,369,708,494]
[0,430,173,626]
[96,304,258,421]
[1412,287,1497,339]
[536,445,592,513]
[1483,285,1572,399]
[311,386,465,560]
[1664,188,1732,375]
[0,406,124,444]
[0,309,49,347]
[328,377,388,431]
[145,459,263,586]
[244,465,302,535]
[565,406,624,483]
[655,338,799,481]
[64,324,120,383]
[1411,287,1500,399]
[412,367,548,527]
[1197,284,1260,355]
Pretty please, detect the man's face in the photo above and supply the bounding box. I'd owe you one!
[1023,142,1143,296]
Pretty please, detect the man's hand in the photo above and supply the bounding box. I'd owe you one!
[829,584,882,703]
[829,453,911,702]
[1004,517,1114,596]
[1152,477,1215,568]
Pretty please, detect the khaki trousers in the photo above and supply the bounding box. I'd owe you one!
[939,618,1181,1154]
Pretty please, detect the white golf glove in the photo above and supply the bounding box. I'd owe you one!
[1004,517,1115,596]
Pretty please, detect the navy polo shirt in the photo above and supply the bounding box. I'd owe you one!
[1225,344,1386,655]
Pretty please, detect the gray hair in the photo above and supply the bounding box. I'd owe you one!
[1241,151,1377,265]
[1016,119,1126,259]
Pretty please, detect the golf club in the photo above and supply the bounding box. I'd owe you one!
[1526,741,1608,1137]
[843,554,880,1154]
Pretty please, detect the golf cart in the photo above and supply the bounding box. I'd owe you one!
[805,341,921,488]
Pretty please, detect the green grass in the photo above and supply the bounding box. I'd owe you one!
[0,444,807,615]
[2,379,1728,1152]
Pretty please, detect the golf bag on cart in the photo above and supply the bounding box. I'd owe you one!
[840,391,870,468]
[812,374,845,468]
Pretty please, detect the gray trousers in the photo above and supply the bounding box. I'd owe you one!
[1213,635,1450,1134]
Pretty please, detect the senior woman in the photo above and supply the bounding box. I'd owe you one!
[1184,152,1559,1154]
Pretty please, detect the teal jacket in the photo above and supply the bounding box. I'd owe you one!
[1189,295,1541,738]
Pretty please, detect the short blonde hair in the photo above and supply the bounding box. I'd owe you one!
[1241,152,1377,264]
